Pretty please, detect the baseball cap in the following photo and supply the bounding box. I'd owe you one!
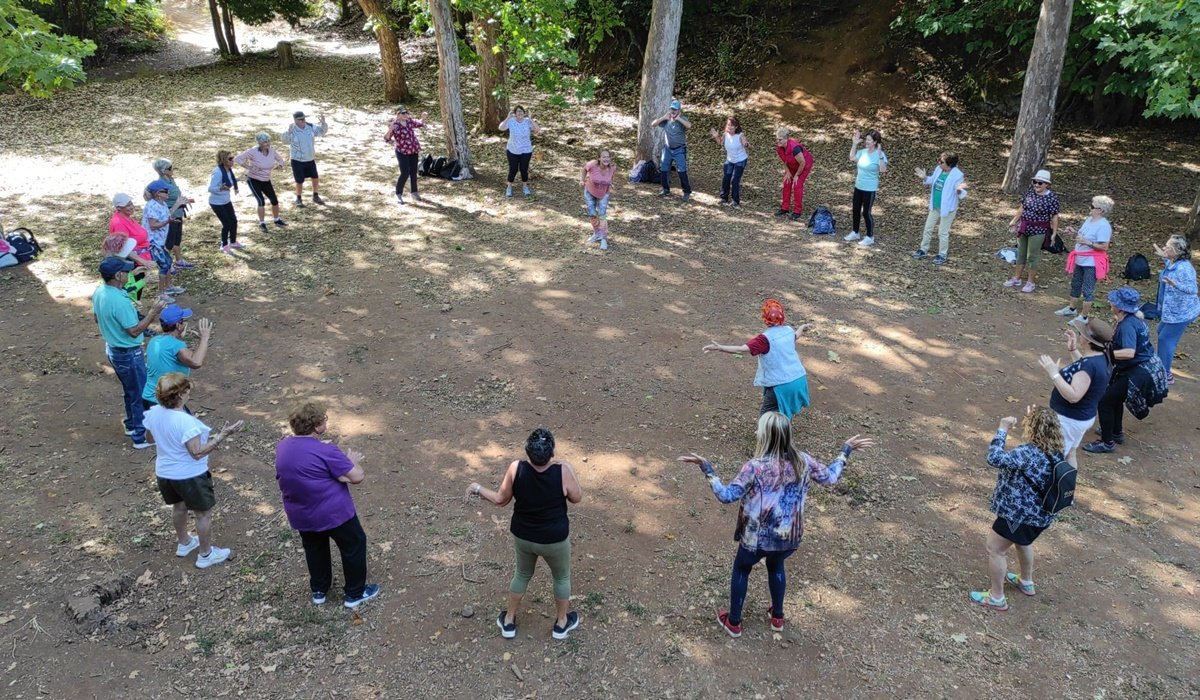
[396,105,409,114]
[99,256,135,278]
[669,99,682,110]
[147,179,171,194]
[293,111,306,119]
[160,304,194,325]
[112,193,133,207]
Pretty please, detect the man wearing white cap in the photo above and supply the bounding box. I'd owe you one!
[282,111,329,207]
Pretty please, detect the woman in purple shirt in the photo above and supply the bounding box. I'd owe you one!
[275,401,380,609]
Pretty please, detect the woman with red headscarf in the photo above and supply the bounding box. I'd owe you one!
[703,299,813,419]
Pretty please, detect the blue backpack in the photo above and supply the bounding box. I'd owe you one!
[808,206,835,235]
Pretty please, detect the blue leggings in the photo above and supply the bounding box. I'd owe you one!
[1157,319,1193,374]
[728,545,795,625]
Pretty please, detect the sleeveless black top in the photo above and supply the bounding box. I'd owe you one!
[510,460,569,544]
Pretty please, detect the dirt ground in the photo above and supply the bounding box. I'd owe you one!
[1,20,1199,700]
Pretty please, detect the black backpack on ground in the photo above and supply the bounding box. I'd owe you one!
[439,159,462,180]
[1024,453,1076,514]
[420,154,435,176]
[5,228,41,263]
[629,160,659,184]
[1121,253,1151,280]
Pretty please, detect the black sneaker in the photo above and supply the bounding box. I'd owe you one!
[312,591,326,606]
[775,208,789,217]
[496,611,516,639]
[912,249,928,259]
[1082,440,1116,454]
[1092,427,1125,444]
[658,190,671,198]
[551,611,580,640]
[681,193,691,203]
[295,197,305,208]
[343,583,380,609]
[274,218,288,227]
[312,193,325,205]
[789,212,802,222]
[259,222,268,232]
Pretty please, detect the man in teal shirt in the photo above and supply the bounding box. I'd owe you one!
[92,257,165,448]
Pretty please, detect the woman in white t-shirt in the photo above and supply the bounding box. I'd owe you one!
[498,105,541,198]
[709,116,750,207]
[143,373,243,569]
[1055,195,1115,322]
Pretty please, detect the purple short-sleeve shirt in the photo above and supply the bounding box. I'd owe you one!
[274,436,357,532]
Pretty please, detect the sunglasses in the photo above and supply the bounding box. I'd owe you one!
[1032,180,1047,185]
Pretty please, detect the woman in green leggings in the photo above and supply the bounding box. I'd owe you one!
[466,428,583,640]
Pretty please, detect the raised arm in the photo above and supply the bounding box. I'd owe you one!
[986,417,1021,469]
[185,420,244,459]
[467,460,518,506]
[848,130,861,161]
[702,341,750,354]
[497,116,510,131]
[676,114,691,129]
[177,318,212,369]
[337,448,365,484]
[677,453,752,504]
[1039,354,1091,404]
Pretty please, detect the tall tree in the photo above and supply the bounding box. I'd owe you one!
[1000,0,1074,193]
[635,0,683,163]
[429,0,474,176]
[208,0,316,57]
[474,13,508,134]
[356,0,409,101]
[207,0,232,54]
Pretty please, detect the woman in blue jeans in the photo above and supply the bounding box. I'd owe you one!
[710,116,749,207]
[1152,234,1200,384]
[679,412,873,637]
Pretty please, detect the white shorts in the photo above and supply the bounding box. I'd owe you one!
[1056,413,1095,454]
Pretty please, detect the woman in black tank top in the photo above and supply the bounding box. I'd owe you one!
[466,429,584,640]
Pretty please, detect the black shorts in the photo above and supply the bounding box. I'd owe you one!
[992,517,1047,546]
[158,472,216,511]
[165,219,184,249]
[291,159,319,183]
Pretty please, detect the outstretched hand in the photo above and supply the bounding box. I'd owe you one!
[1064,328,1078,352]
[219,419,245,437]
[913,166,926,179]
[795,323,814,335]
[1037,354,1060,378]
[999,416,1018,432]
[702,342,721,354]
[676,453,707,466]
[843,435,875,451]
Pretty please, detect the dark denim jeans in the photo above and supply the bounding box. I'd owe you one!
[106,344,147,442]
[721,159,747,204]
[660,146,692,194]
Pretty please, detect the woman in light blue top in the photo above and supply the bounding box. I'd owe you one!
[208,150,241,252]
[844,129,888,247]
[1151,234,1200,383]
[499,105,541,198]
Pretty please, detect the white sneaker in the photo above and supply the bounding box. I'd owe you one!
[599,239,609,250]
[195,546,231,569]
[857,236,875,247]
[587,232,600,243]
[843,232,861,242]
[175,534,199,557]
[1054,306,1077,316]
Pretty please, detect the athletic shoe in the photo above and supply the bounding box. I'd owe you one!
[658,190,671,198]
[1082,440,1116,454]
[1054,306,1077,316]
[259,222,269,232]
[123,427,137,436]
[932,255,948,265]
[506,186,514,198]
[789,213,803,222]
[496,611,516,639]
[1005,572,1036,596]
[195,546,231,569]
[175,534,199,557]
[522,185,531,198]
[396,194,405,205]
[412,193,422,202]
[157,293,175,303]
[551,611,580,640]
[716,611,742,638]
[295,197,305,207]
[1021,282,1037,293]
[843,231,861,242]
[1166,372,1175,386]
[587,232,600,243]
[768,608,785,632]
[857,236,875,247]
[230,242,245,249]
[968,591,1009,611]
[343,583,380,609]
[599,239,609,251]
[681,193,691,203]
[1092,427,1124,444]
[1003,277,1022,287]
[912,249,928,259]
[274,218,287,227]
[173,260,195,269]
[220,245,233,255]
[132,439,153,450]
[730,202,741,208]
[312,194,325,205]
[165,286,186,295]
[775,208,789,217]
[312,591,327,606]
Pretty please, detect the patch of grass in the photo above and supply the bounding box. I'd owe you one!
[556,636,582,656]
[623,600,646,617]
[623,521,636,533]
[196,632,218,657]
[582,591,605,614]
[450,526,469,538]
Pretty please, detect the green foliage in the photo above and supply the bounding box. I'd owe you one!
[0,0,95,96]
[95,0,170,56]
[227,0,319,26]
[896,0,1200,120]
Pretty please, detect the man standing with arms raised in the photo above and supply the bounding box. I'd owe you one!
[652,99,693,202]
[282,111,329,207]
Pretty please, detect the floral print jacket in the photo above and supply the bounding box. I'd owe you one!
[987,429,1059,529]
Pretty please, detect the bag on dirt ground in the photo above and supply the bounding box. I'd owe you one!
[1041,231,1066,254]
[438,159,462,180]
[808,206,836,235]
[5,228,41,263]
[628,160,659,184]
[1121,253,1151,280]
[1025,454,1076,514]
[420,154,435,176]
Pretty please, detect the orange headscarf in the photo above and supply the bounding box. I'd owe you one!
[761,298,786,327]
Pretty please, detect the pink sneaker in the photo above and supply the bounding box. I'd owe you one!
[1021,282,1037,293]
[1003,277,1022,287]
[230,241,246,249]
[220,245,233,255]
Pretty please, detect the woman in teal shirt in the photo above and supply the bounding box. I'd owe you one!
[143,305,211,409]
[844,129,888,247]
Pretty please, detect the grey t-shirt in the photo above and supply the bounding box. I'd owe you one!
[662,117,688,149]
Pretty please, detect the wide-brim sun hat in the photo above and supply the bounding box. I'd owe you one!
[1033,169,1051,184]
[1069,316,1114,346]
[1107,286,1141,314]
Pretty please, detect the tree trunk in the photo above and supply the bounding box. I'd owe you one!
[355,0,409,102]
[219,0,240,57]
[430,0,474,177]
[1187,182,1200,244]
[475,16,508,134]
[207,0,231,55]
[277,41,297,69]
[635,0,683,163]
[1001,0,1073,194]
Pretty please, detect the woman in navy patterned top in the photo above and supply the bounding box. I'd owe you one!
[1004,169,1060,293]
[679,412,873,637]
[970,406,1064,611]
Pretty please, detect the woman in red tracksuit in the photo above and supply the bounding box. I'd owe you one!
[775,127,814,221]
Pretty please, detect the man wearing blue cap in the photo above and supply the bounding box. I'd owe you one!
[92,256,166,448]
[651,98,693,202]
[143,304,212,410]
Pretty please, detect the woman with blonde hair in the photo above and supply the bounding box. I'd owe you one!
[679,413,873,637]
[208,150,241,253]
[971,406,1065,611]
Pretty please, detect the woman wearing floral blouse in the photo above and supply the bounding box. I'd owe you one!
[385,106,428,205]
[1005,169,1060,293]
[1151,234,1200,384]
[679,412,873,637]
[971,406,1064,611]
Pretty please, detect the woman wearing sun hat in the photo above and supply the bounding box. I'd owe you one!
[1036,318,1112,467]
[1083,287,1169,454]
[1005,169,1060,293]
[703,299,813,419]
